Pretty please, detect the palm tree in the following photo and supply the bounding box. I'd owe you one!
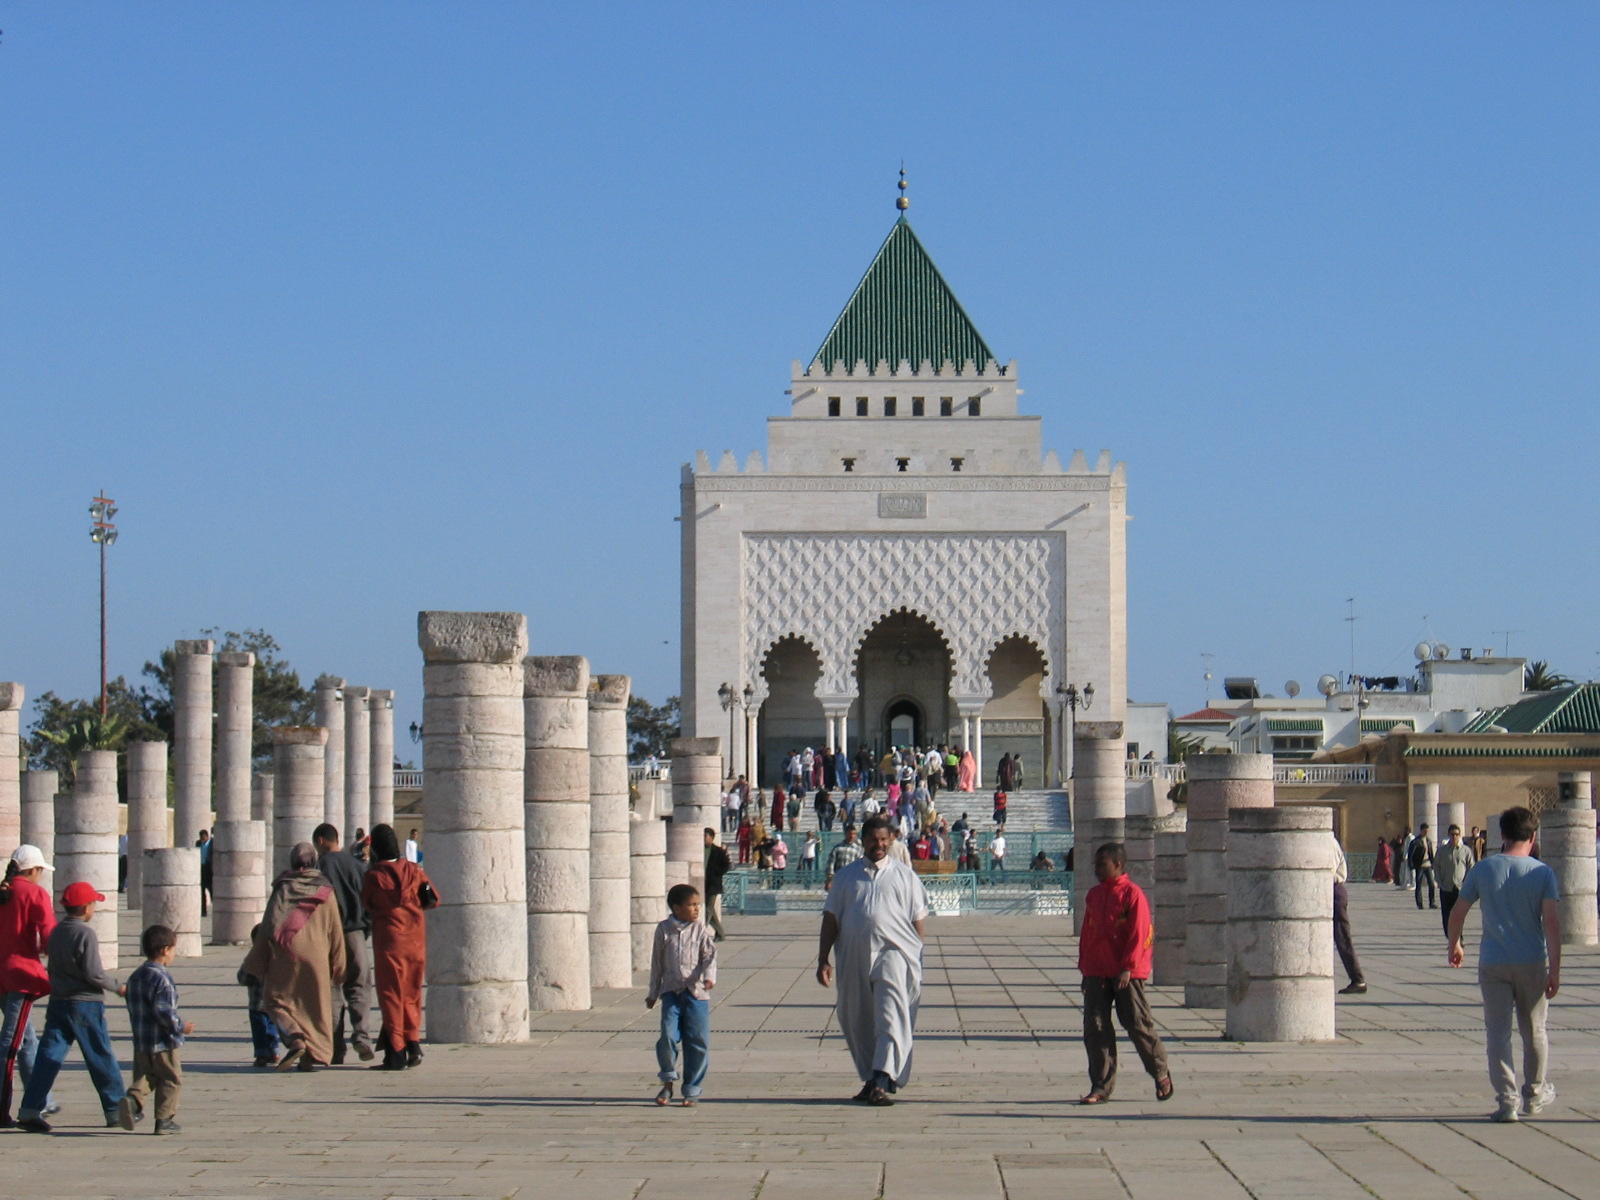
[38,712,128,782]
[1524,661,1573,692]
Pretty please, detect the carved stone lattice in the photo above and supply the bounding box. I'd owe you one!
[742,533,1064,698]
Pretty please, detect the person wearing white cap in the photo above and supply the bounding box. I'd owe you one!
[0,846,58,1124]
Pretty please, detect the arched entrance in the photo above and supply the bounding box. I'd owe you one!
[983,635,1049,787]
[853,611,951,754]
[757,636,824,785]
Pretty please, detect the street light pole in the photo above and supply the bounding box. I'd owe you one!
[1055,681,1095,791]
[89,492,119,716]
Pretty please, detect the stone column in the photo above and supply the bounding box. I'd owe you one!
[523,656,592,1012]
[418,610,530,1043]
[142,847,203,958]
[314,675,346,836]
[1436,801,1466,837]
[1185,753,1274,1008]
[173,639,216,847]
[271,728,327,876]
[1224,805,1336,1042]
[56,750,120,967]
[344,686,372,840]
[1124,814,1158,893]
[369,689,396,831]
[1558,771,1593,808]
[588,674,632,990]
[745,709,760,783]
[0,683,22,853]
[1541,786,1597,947]
[215,651,255,825]
[126,740,170,902]
[630,809,668,977]
[1412,783,1440,838]
[1072,721,1127,932]
[211,819,268,944]
[252,773,275,826]
[20,769,58,864]
[668,737,722,887]
[1152,815,1189,987]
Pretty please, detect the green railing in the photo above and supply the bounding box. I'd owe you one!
[732,828,1077,870]
[724,867,1074,916]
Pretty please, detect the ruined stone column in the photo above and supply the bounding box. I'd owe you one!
[419,611,529,1043]
[344,686,372,840]
[1558,771,1593,809]
[369,689,395,831]
[588,674,633,990]
[211,819,268,944]
[126,740,170,902]
[215,651,255,825]
[1072,722,1126,932]
[1152,815,1189,988]
[1541,795,1597,947]
[1224,805,1336,1042]
[314,675,346,836]
[173,639,216,847]
[56,750,120,967]
[20,769,58,864]
[523,656,592,1012]
[142,847,203,958]
[1412,783,1440,839]
[630,809,668,977]
[669,737,722,887]
[1185,753,1274,1008]
[1124,814,1158,894]
[252,773,275,826]
[1436,800,1466,837]
[271,728,327,875]
[0,683,23,853]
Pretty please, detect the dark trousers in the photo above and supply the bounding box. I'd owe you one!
[1081,976,1168,1098]
[1415,866,1437,908]
[249,1009,282,1060]
[1440,888,1461,935]
[1333,882,1363,986]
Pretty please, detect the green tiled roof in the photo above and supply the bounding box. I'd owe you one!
[1267,719,1324,732]
[1405,743,1600,759]
[810,217,995,374]
[1461,684,1600,734]
[1362,718,1414,732]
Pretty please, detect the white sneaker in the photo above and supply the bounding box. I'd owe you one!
[1489,1103,1520,1123]
[1523,1082,1556,1116]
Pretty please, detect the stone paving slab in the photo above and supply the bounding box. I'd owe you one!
[4,884,1600,1198]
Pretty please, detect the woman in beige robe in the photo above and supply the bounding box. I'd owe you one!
[243,843,346,1070]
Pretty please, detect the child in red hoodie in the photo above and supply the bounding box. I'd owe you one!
[1076,842,1173,1105]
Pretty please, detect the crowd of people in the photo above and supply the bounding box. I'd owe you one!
[0,820,439,1135]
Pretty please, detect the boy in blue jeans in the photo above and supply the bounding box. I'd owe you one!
[17,882,127,1133]
[646,884,716,1107]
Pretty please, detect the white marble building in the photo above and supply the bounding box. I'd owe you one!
[680,203,1127,788]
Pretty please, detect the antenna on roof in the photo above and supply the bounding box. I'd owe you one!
[896,165,909,213]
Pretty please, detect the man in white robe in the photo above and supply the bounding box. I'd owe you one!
[817,815,929,1106]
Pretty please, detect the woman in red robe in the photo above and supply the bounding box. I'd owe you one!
[1371,838,1393,883]
[361,824,439,1070]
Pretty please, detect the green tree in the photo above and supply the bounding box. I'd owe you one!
[1524,661,1572,692]
[627,695,681,760]
[26,677,164,776]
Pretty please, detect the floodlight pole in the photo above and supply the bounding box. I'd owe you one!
[89,492,118,716]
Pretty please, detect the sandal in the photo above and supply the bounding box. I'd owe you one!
[867,1087,895,1107]
[1078,1091,1109,1106]
[654,1084,674,1106]
[681,1096,697,1107]
[1156,1077,1174,1102]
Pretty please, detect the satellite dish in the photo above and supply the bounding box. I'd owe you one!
[1317,674,1339,697]
[1285,680,1301,698]
[1433,642,1451,660]
[1414,641,1434,661]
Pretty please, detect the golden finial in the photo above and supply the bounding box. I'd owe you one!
[896,166,909,212]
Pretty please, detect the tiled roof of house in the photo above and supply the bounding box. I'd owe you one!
[1462,684,1600,734]
[1175,707,1236,722]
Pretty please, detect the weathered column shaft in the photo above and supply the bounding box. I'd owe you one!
[215,650,255,825]
[524,656,592,1012]
[669,737,722,886]
[1412,782,1440,837]
[1436,801,1466,837]
[252,772,275,825]
[1072,722,1126,933]
[173,639,216,846]
[1540,808,1598,947]
[212,819,268,944]
[369,689,396,831]
[56,750,120,968]
[1224,805,1336,1042]
[1123,815,1158,894]
[143,847,203,958]
[271,728,328,876]
[344,686,372,839]
[126,740,170,901]
[314,675,346,837]
[630,811,668,976]
[1558,771,1593,808]
[588,674,632,990]
[1185,753,1274,1008]
[419,611,530,1044]
[0,683,23,854]
[20,769,58,864]
[1152,817,1189,988]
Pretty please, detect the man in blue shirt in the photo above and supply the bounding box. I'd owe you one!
[1446,805,1561,1123]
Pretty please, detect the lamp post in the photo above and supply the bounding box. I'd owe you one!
[717,682,750,781]
[409,721,423,744]
[1056,681,1095,788]
[88,493,118,716]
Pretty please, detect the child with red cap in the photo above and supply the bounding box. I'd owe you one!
[16,881,129,1133]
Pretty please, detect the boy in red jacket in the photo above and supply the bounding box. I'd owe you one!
[1077,842,1173,1105]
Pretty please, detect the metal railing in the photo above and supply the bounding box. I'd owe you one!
[723,868,1074,916]
[729,828,1076,869]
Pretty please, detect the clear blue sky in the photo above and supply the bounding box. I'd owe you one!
[3,3,1596,745]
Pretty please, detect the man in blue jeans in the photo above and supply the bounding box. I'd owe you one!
[18,882,129,1133]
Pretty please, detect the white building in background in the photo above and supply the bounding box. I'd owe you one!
[680,193,1127,787]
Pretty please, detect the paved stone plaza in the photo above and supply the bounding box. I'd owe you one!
[8,883,1600,1199]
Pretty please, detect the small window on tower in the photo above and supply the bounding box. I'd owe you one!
[827,397,841,417]
[950,457,964,472]
[968,396,982,416]
[856,397,869,416]
[896,457,910,472]
[911,396,925,416]
[841,458,856,473]
[939,397,953,416]
[884,397,897,417]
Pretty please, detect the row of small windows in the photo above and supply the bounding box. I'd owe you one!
[825,396,981,418]
[840,456,964,474]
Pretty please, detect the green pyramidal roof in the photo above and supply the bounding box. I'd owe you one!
[810,217,995,374]
[1463,684,1600,734]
